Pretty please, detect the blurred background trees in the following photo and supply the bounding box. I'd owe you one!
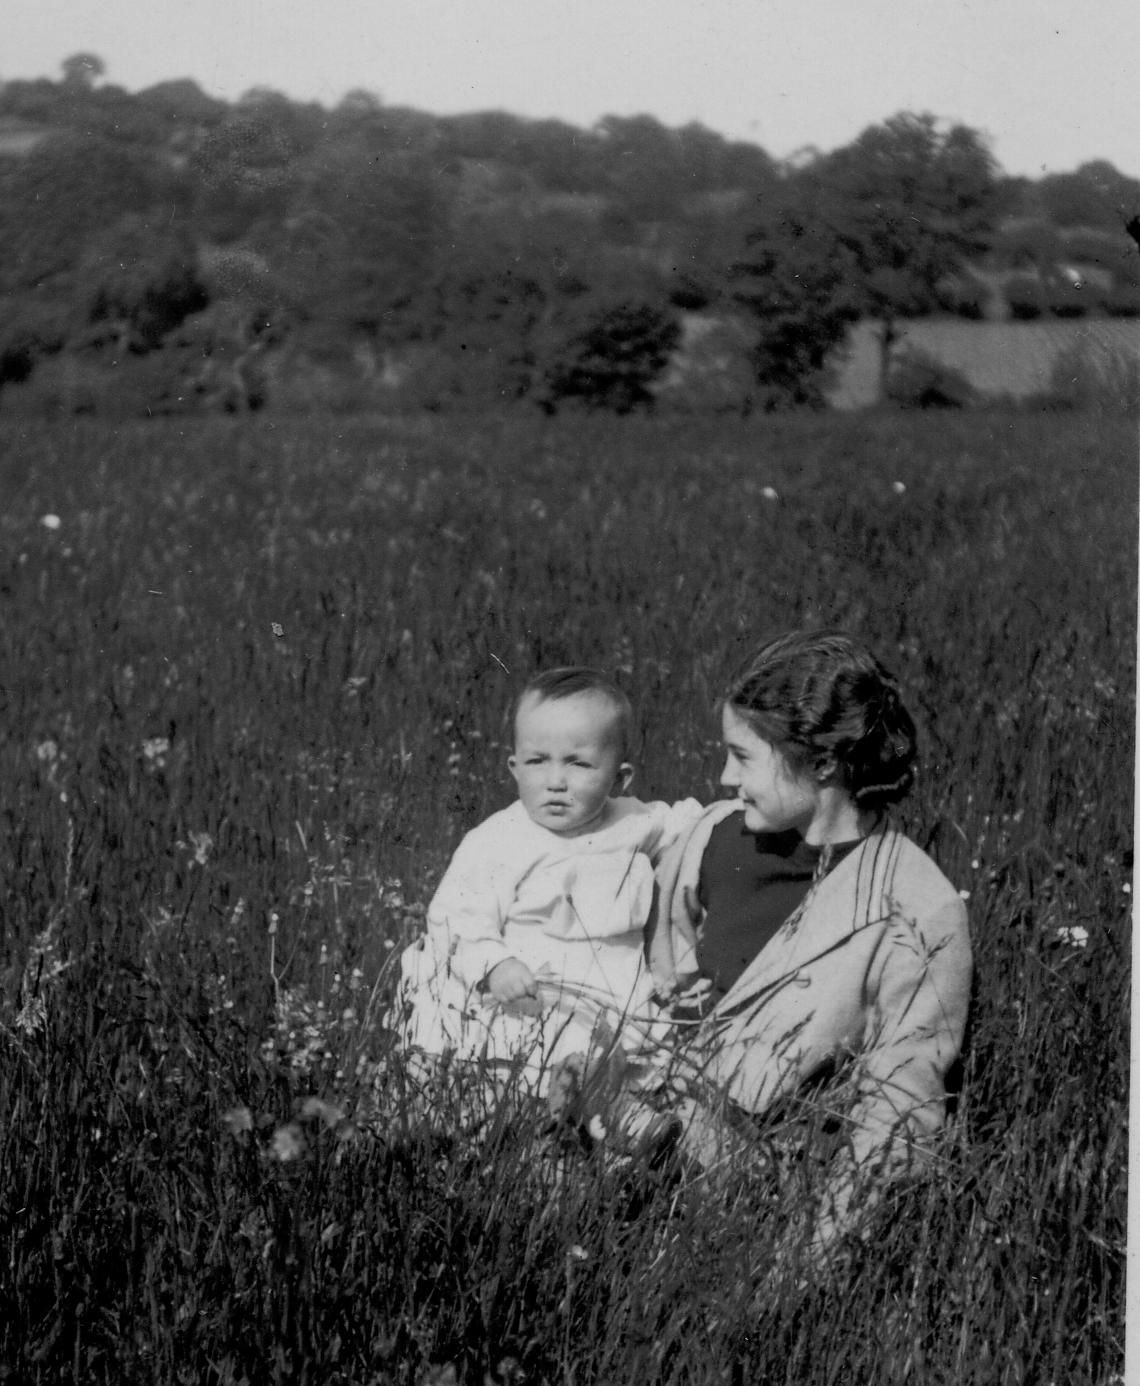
[0,57,1137,417]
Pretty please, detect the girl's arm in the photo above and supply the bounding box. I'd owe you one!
[812,898,972,1256]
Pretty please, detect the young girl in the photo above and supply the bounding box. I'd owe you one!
[646,630,973,1256]
[395,667,699,1091]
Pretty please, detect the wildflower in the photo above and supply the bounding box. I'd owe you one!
[141,736,170,765]
[221,1106,254,1135]
[587,1114,608,1143]
[892,480,906,494]
[14,994,47,1036]
[568,1244,589,1261]
[188,831,213,866]
[271,622,285,638]
[35,740,60,765]
[270,1122,305,1162]
[40,513,62,530]
[1056,924,1089,948]
[958,889,971,901]
[761,486,779,501]
[299,1096,344,1128]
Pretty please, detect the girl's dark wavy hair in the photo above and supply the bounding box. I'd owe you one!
[725,630,918,811]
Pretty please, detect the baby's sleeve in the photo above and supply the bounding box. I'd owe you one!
[426,828,517,988]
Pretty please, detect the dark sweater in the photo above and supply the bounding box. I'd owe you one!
[696,816,859,998]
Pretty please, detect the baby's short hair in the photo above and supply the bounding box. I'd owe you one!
[514,666,634,760]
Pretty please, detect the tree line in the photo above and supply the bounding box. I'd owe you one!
[1,58,1138,416]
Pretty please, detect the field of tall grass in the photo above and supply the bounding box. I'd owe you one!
[0,407,1133,1383]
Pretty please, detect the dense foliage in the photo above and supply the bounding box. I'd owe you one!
[1,60,1138,416]
[0,407,1131,1383]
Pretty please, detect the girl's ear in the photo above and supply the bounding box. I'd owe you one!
[614,763,634,795]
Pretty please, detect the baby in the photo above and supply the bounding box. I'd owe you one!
[396,667,699,1089]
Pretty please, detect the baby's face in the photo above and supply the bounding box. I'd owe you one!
[509,692,631,836]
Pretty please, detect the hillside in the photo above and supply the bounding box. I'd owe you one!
[1,63,1138,417]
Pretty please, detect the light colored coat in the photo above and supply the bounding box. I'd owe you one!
[647,802,972,1245]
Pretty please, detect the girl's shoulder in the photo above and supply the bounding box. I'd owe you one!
[858,829,968,925]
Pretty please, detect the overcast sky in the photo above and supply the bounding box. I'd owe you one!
[8,0,1139,177]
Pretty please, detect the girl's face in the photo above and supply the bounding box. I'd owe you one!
[719,704,820,836]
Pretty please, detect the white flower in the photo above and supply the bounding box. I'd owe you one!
[568,1244,589,1261]
[40,513,62,531]
[142,737,170,764]
[35,740,60,764]
[222,1106,253,1135]
[298,1096,344,1129]
[14,994,47,1036]
[1055,924,1089,949]
[761,486,779,501]
[189,831,213,866]
[271,1122,305,1161]
[587,1114,608,1142]
[892,481,907,494]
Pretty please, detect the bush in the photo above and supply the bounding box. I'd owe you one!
[0,303,68,395]
[936,276,989,320]
[1004,274,1046,320]
[539,300,681,414]
[87,243,210,352]
[1104,284,1140,317]
[886,346,977,409]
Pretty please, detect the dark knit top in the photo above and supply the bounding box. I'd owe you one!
[696,816,861,999]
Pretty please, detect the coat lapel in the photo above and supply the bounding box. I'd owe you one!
[713,828,901,1023]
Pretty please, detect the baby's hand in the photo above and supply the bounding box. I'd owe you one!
[485,958,539,1005]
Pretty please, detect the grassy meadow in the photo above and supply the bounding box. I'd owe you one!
[0,407,1133,1384]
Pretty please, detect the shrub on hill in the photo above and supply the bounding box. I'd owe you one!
[1104,284,1140,317]
[0,133,178,293]
[886,346,978,409]
[935,276,990,319]
[538,300,682,414]
[84,229,210,352]
[1005,275,1046,320]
